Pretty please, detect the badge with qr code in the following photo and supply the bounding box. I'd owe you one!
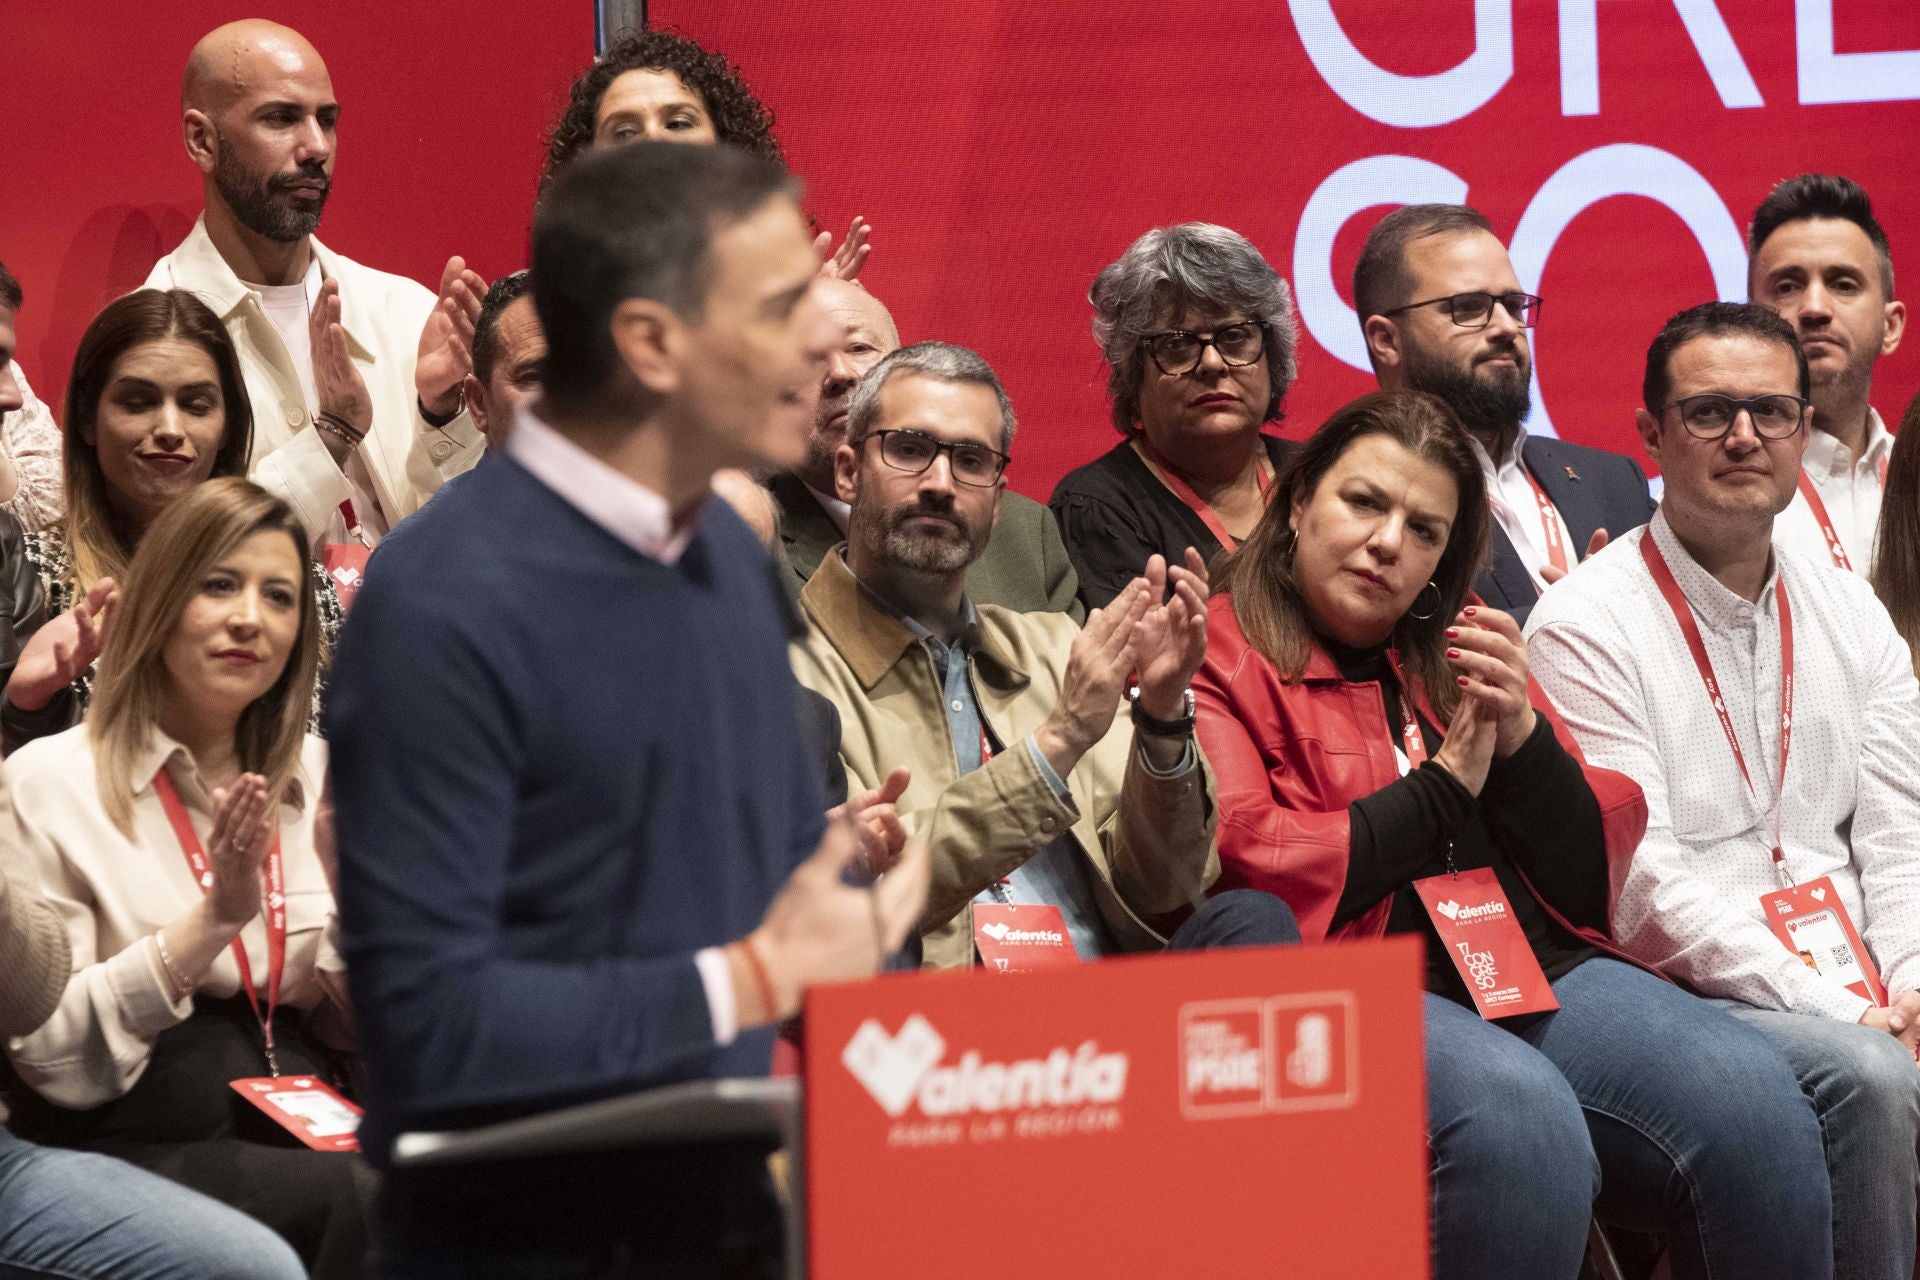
[1761,876,1886,1007]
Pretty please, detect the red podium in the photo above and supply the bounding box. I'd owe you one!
[805,936,1429,1278]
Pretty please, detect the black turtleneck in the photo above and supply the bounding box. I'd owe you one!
[1321,636,1605,1006]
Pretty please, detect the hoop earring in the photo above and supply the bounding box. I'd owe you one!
[1407,581,1441,621]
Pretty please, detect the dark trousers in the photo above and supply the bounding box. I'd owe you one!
[1166,888,1302,951]
[8,998,373,1280]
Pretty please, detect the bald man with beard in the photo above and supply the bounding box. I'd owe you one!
[145,20,489,549]
[768,279,1083,617]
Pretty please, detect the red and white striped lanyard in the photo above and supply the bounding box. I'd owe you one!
[1135,439,1273,551]
[154,772,288,1075]
[1640,533,1795,883]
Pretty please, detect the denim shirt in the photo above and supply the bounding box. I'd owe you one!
[905,605,1192,961]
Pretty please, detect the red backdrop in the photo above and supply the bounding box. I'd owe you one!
[5,5,1916,499]
[0,4,593,414]
[651,0,1920,496]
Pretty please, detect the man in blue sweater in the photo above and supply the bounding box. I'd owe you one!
[325,142,928,1278]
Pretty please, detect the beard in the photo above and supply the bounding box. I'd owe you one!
[213,141,329,243]
[1400,341,1531,442]
[851,494,986,575]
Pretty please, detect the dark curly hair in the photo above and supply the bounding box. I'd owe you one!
[541,28,784,190]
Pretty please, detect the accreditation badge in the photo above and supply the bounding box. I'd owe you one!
[972,903,1080,973]
[1412,868,1559,1020]
[1760,875,1886,1007]
[231,1075,363,1152]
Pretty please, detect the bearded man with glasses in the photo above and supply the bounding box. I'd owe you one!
[793,341,1301,970]
[1528,302,1920,1280]
[1356,204,1656,627]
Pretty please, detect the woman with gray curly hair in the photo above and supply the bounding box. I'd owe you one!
[1050,223,1300,611]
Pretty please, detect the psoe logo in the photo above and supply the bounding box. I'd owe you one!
[841,1014,1128,1119]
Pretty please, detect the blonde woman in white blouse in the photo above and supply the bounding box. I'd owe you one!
[3,477,367,1279]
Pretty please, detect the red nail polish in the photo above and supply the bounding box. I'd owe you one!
[1456,676,1469,686]
[1444,627,1459,638]
[1464,607,1478,617]
[1447,648,1460,659]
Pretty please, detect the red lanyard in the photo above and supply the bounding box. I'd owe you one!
[1640,532,1795,878]
[154,772,288,1075]
[1796,472,1854,571]
[1135,439,1273,551]
[1397,694,1429,769]
[1520,469,1570,574]
[337,499,371,549]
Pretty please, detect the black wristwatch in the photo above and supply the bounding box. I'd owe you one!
[1130,688,1196,738]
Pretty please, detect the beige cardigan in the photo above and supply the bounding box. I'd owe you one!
[3,726,345,1110]
[0,773,70,1125]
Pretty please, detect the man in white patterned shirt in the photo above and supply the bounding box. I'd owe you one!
[1750,174,1906,575]
[1527,301,1920,1280]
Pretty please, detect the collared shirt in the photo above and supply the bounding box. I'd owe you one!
[506,404,736,1036]
[1467,428,1573,594]
[804,480,851,533]
[3,725,343,1109]
[890,583,1195,962]
[1526,509,1920,1021]
[505,406,695,565]
[144,217,485,546]
[1774,407,1891,575]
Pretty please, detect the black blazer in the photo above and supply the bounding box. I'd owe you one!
[1477,436,1655,629]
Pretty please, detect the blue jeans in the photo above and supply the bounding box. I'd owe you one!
[1168,889,1302,950]
[1426,958,1832,1280]
[0,1128,305,1280]
[1713,1000,1920,1280]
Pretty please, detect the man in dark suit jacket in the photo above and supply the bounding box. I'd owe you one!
[772,278,1082,618]
[1354,203,1655,628]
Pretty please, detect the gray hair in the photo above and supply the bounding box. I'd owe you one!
[846,341,1017,453]
[1090,223,1298,435]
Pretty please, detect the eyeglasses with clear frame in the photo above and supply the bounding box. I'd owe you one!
[1140,321,1267,376]
[1380,291,1542,330]
[1656,393,1810,441]
[860,429,1010,487]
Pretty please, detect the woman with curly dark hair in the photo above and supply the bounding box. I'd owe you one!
[542,27,869,277]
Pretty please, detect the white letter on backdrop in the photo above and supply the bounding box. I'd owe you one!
[1289,0,1512,127]
[1508,144,1747,440]
[1560,0,1761,116]
[1797,0,1920,105]
[1294,156,1470,373]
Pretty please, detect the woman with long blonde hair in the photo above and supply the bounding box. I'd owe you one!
[3,478,366,1277]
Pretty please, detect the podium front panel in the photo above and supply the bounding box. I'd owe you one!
[805,936,1428,1278]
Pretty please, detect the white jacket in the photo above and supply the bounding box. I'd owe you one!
[144,218,484,538]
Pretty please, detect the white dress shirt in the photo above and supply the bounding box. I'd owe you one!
[505,405,738,1040]
[144,217,485,546]
[1773,407,1890,575]
[3,727,343,1108]
[1468,428,1575,593]
[1525,510,1920,1022]
[804,480,851,533]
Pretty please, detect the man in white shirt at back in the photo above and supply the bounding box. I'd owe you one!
[1527,301,1920,1280]
[145,20,488,546]
[1749,174,1906,575]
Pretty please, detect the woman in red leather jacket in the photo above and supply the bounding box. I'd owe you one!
[1194,390,1830,1280]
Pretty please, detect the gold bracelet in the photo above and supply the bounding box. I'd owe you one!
[153,930,193,1000]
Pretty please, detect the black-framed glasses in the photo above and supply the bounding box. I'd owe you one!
[1141,321,1267,376]
[861,429,1010,487]
[1657,393,1810,441]
[1382,291,1541,330]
